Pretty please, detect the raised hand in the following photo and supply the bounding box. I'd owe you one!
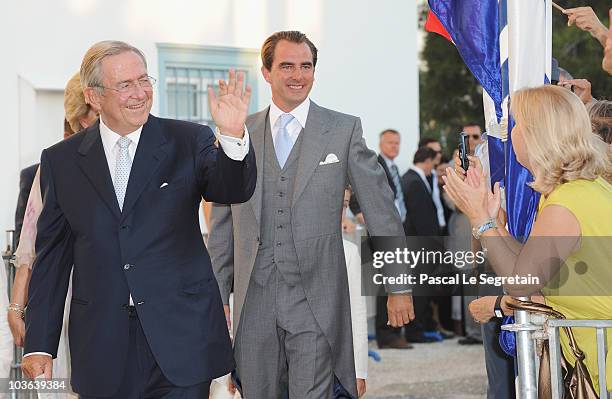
[605,10,612,75]
[558,78,593,104]
[208,69,252,138]
[563,7,609,46]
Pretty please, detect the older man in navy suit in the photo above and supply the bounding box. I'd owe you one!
[21,40,256,398]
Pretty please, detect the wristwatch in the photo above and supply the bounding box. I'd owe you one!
[494,295,504,318]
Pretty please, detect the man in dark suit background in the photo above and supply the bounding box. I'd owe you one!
[415,138,455,336]
[401,147,445,343]
[21,40,256,399]
[14,163,38,248]
[401,146,443,236]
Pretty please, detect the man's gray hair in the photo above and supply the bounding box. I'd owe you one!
[80,40,147,90]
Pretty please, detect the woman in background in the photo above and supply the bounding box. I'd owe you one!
[7,72,98,398]
[587,100,612,148]
[342,186,368,398]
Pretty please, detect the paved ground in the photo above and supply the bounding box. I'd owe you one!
[366,337,488,399]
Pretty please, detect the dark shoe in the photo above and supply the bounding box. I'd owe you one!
[378,337,414,349]
[406,332,442,343]
[458,336,483,345]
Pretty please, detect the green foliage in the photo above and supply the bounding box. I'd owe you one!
[553,0,610,98]
[419,1,611,156]
[418,6,484,157]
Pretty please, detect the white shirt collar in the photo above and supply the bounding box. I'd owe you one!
[410,165,430,186]
[99,117,143,153]
[269,98,311,129]
[380,154,396,170]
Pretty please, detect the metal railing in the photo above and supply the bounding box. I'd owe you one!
[548,319,611,399]
[502,298,611,399]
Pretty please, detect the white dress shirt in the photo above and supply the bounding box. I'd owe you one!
[25,117,250,359]
[409,166,446,228]
[269,98,310,147]
[410,165,431,193]
[99,118,142,181]
[343,239,368,380]
[431,170,446,228]
[99,118,250,171]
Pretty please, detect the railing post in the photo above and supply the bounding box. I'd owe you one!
[547,324,563,399]
[501,296,539,399]
[596,327,608,398]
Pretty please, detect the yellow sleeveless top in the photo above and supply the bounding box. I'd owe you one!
[539,177,612,392]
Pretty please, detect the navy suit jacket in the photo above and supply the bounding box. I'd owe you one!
[25,115,256,396]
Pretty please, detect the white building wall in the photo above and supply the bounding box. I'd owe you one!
[0,0,419,240]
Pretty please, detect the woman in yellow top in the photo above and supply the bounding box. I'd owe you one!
[443,84,612,392]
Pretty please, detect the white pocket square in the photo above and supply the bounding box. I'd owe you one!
[160,182,169,188]
[319,153,339,165]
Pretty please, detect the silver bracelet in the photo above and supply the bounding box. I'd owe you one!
[472,219,497,240]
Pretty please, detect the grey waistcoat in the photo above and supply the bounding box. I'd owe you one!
[251,118,304,286]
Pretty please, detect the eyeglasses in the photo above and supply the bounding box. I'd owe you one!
[96,76,157,94]
[468,134,481,140]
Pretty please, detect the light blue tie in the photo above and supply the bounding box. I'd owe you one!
[114,136,132,211]
[274,113,295,168]
[391,164,407,222]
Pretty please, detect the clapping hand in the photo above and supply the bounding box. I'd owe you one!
[208,69,252,138]
[443,156,501,227]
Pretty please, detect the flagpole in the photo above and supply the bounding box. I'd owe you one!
[500,0,552,397]
[499,1,537,399]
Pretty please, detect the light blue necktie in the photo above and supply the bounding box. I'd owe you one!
[113,136,132,211]
[391,164,407,222]
[274,113,295,168]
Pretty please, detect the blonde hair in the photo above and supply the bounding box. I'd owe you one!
[80,40,147,91]
[510,85,611,195]
[63,118,74,136]
[64,72,91,133]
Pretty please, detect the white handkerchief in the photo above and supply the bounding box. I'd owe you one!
[160,182,169,188]
[319,153,339,165]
